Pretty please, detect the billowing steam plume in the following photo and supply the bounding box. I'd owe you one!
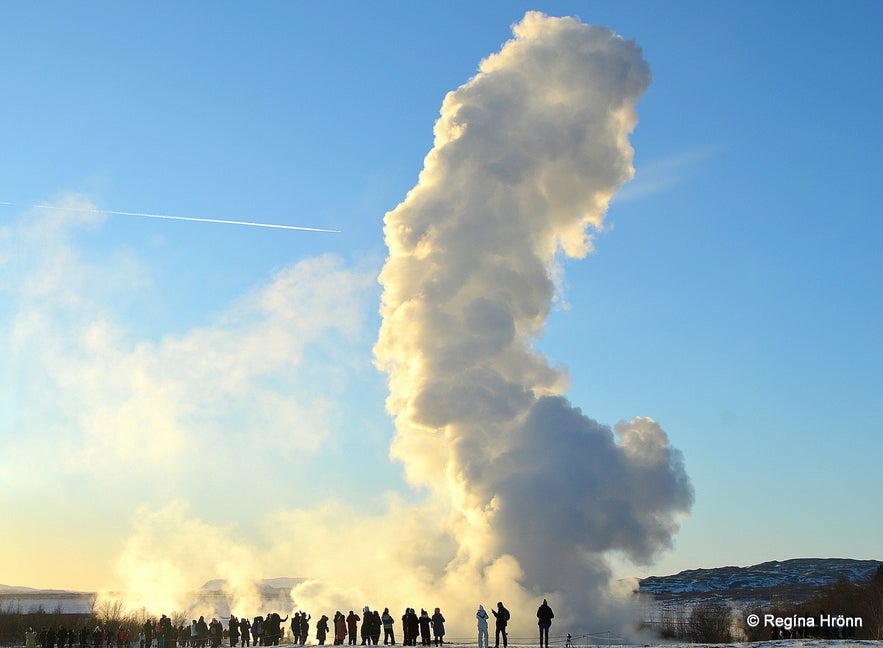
[375,11,692,630]
[49,12,692,638]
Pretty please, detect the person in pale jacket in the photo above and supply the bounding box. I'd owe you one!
[26,627,39,648]
[475,606,489,648]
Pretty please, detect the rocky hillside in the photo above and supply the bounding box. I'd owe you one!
[639,557,881,604]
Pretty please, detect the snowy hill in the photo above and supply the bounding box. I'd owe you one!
[0,584,81,595]
[0,584,95,614]
[639,557,881,602]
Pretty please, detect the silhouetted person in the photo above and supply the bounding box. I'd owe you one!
[417,611,430,647]
[536,600,553,648]
[406,611,419,648]
[491,602,509,648]
[430,610,444,647]
[316,616,329,646]
[370,611,381,646]
[346,611,360,646]
[194,618,207,648]
[381,609,395,646]
[239,619,251,648]
[251,618,263,647]
[400,612,410,647]
[334,613,346,646]
[209,619,222,648]
[360,608,372,646]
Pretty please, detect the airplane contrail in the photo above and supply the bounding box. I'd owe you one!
[0,201,341,233]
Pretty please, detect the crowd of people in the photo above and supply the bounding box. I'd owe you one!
[23,600,555,648]
[225,607,449,647]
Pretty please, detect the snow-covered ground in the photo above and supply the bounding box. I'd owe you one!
[3,589,878,648]
[4,642,883,648]
[0,594,94,615]
[628,643,883,648]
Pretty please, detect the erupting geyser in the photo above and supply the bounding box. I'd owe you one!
[374,11,693,631]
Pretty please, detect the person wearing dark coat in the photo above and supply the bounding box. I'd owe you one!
[400,612,410,647]
[491,602,509,648]
[536,600,554,648]
[142,622,154,648]
[269,614,288,646]
[333,613,346,646]
[197,618,209,648]
[417,611,430,647]
[316,616,329,646]
[370,612,381,646]
[430,610,445,647]
[406,611,419,648]
[208,619,222,648]
[239,619,251,648]
[360,608,372,646]
[159,617,173,648]
[346,612,360,646]
[91,627,103,648]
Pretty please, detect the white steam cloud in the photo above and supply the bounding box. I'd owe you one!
[374,10,692,630]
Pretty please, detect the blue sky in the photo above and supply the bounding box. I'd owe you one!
[1,0,880,608]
